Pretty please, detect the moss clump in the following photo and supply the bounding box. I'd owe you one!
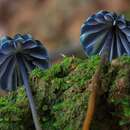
[0,55,130,130]
[111,96,130,126]
[0,88,28,130]
[107,57,130,129]
[0,56,100,130]
[34,56,100,130]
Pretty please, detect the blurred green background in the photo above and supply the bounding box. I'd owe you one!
[0,0,130,61]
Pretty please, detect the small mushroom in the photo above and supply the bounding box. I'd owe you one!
[0,34,50,130]
[80,11,130,130]
[80,10,130,61]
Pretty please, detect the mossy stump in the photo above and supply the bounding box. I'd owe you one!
[0,56,130,130]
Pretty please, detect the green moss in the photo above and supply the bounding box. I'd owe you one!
[108,56,130,128]
[0,88,28,130]
[0,56,100,130]
[118,55,130,64]
[111,96,130,126]
[108,56,130,99]
[0,55,130,129]
[38,56,100,130]
[31,68,45,79]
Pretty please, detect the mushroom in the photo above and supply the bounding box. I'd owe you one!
[0,34,50,130]
[80,10,130,130]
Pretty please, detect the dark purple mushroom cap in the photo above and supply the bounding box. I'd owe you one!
[80,10,130,61]
[0,34,50,91]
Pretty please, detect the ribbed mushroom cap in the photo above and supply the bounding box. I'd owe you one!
[0,34,49,91]
[80,10,130,61]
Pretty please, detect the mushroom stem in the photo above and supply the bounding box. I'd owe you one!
[19,60,42,130]
[83,56,107,130]
[83,89,97,130]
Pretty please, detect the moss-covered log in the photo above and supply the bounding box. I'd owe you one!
[0,56,130,130]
